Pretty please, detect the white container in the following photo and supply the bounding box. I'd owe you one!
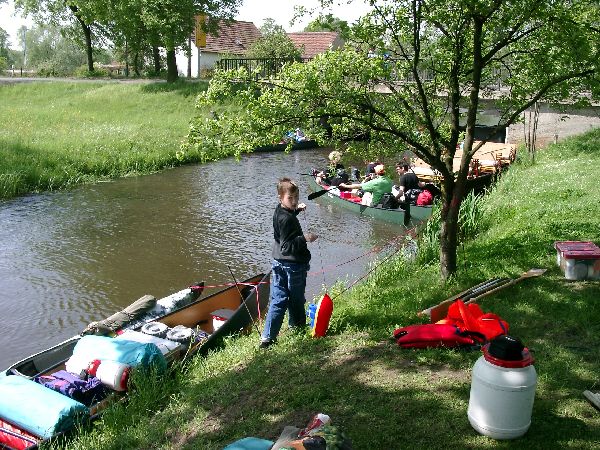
[468,336,537,440]
[210,308,235,332]
[88,359,130,392]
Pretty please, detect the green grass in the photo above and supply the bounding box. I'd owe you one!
[52,129,600,449]
[0,80,209,200]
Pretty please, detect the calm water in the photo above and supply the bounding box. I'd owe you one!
[0,149,403,369]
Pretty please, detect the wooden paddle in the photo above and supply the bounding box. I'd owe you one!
[420,268,546,323]
[419,277,508,323]
[308,188,330,200]
[463,268,547,305]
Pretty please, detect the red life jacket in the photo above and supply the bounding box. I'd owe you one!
[436,300,509,341]
[393,323,484,348]
[393,300,508,349]
[416,189,433,206]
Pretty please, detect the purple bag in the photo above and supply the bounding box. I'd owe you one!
[35,370,107,406]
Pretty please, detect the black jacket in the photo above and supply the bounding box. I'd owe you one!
[272,204,311,263]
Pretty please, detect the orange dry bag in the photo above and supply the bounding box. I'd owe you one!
[312,293,333,337]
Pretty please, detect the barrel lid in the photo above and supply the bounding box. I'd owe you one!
[483,335,534,368]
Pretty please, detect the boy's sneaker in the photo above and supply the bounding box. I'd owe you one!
[259,338,275,349]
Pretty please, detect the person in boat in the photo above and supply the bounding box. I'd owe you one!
[363,159,382,182]
[260,178,318,349]
[338,164,393,206]
[394,162,426,204]
[315,150,349,188]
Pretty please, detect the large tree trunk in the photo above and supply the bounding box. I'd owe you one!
[69,5,94,72]
[166,49,178,83]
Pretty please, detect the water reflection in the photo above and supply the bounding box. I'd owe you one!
[0,149,405,369]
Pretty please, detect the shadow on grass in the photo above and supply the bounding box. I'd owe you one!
[140,80,210,97]
[87,329,598,450]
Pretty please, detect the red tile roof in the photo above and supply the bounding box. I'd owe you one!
[287,32,343,59]
[201,20,261,55]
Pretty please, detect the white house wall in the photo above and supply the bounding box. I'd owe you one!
[175,47,226,78]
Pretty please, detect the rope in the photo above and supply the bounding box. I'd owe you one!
[330,240,405,301]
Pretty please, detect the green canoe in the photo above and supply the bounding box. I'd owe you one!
[307,176,433,226]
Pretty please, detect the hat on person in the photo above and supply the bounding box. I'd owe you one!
[374,164,385,175]
[329,150,342,163]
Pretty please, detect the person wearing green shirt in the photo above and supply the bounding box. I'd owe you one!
[339,164,393,206]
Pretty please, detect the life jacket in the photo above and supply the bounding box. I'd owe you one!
[436,300,509,341]
[416,189,433,206]
[393,300,508,349]
[393,323,485,349]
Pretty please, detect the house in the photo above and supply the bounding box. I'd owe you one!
[287,32,344,59]
[176,22,344,77]
[176,19,261,77]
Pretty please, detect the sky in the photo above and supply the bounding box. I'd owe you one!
[0,0,372,50]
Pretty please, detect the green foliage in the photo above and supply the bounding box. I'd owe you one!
[73,65,109,77]
[247,18,303,59]
[417,190,486,264]
[17,23,90,74]
[304,13,350,39]
[0,55,7,72]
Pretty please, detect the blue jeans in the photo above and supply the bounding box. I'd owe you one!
[261,260,309,342]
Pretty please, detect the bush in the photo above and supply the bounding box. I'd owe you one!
[0,56,7,73]
[74,65,109,78]
[36,61,66,77]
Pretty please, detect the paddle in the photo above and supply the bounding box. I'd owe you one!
[308,189,330,200]
[420,269,546,323]
[463,268,547,304]
[420,277,509,323]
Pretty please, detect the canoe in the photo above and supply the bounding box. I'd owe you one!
[307,176,433,226]
[254,139,319,152]
[3,273,269,379]
[0,273,270,449]
[3,282,206,379]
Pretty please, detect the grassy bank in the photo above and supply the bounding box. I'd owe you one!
[0,81,209,200]
[51,129,600,449]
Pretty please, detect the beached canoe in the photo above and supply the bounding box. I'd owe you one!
[307,176,433,226]
[3,273,269,379]
[0,273,270,449]
[3,282,206,379]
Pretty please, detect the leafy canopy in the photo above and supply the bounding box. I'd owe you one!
[246,18,302,60]
[185,0,599,276]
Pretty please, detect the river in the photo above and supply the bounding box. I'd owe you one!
[0,149,404,369]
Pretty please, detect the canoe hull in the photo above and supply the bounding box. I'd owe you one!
[307,176,432,225]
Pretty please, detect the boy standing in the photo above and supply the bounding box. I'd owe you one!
[260,178,318,349]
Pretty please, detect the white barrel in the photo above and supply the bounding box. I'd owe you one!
[89,360,130,392]
[468,336,537,440]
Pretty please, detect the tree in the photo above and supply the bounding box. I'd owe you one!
[304,13,350,39]
[188,0,599,278]
[246,18,302,59]
[15,0,106,72]
[140,0,241,83]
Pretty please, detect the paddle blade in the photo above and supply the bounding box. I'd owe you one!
[308,189,329,200]
[312,293,333,338]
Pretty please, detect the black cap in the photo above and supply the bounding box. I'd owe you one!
[488,335,525,361]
